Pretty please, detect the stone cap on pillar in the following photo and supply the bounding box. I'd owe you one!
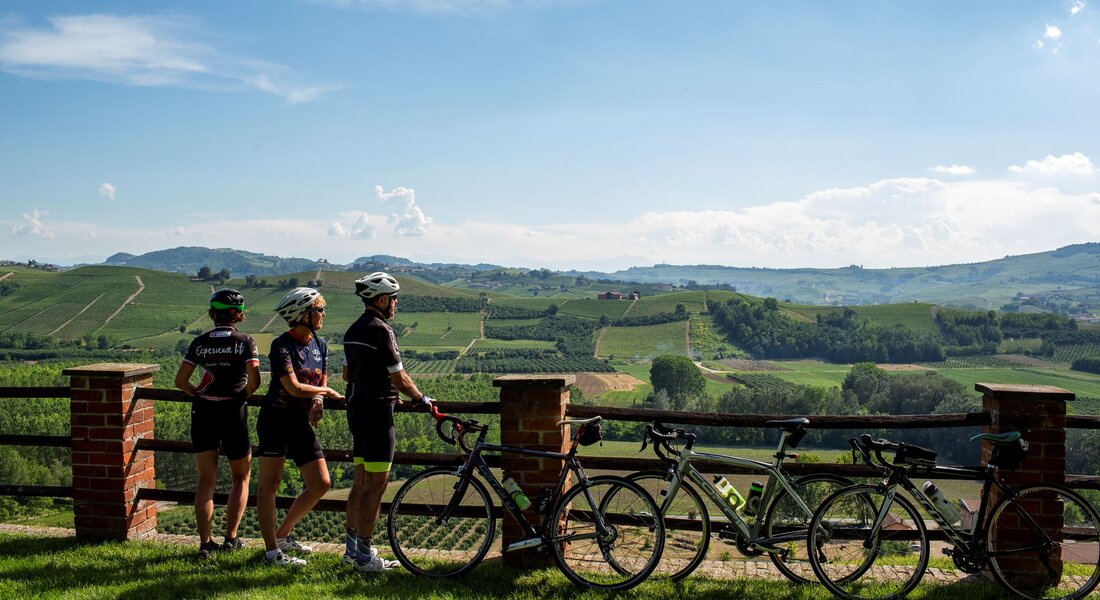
[975,382,1074,402]
[63,363,161,378]
[493,374,576,390]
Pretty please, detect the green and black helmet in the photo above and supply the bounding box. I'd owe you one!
[210,288,245,311]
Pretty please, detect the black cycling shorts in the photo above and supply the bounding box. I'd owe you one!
[347,399,396,473]
[191,398,251,461]
[256,402,324,467]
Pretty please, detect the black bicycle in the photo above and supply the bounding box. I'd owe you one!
[387,405,666,591]
[808,432,1100,600]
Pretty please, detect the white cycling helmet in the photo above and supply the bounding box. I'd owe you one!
[274,287,322,324]
[355,271,400,300]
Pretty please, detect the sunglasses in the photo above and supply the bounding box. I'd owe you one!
[310,307,326,314]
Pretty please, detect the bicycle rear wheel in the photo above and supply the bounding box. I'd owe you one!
[387,467,496,577]
[550,475,665,591]
[626,471,710,581]
[986,484,1100,599]
[764,474,856,584]
[808,484,928,600]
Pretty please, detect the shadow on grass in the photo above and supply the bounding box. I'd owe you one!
[0,536,1011,600]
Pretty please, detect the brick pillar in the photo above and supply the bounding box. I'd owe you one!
[494,374,575,567]
[65,363,160,541]
[977,383,1073,588]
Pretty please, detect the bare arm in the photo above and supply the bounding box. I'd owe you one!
[174,363,197,396]
[278,371,344,399]
[245,362,261,398]
[389,369,424,404]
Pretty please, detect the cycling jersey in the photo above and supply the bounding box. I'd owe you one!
[264,330,328,408]
[182,326,259,401]
[342,311,401,405]
[343,310,402,473]
[258,330,328,466]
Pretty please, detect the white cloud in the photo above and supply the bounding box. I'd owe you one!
[98,182,116,199]
[11,209,54,238]
[1046,24,1063,39]
[79,231,96,242]
[1034,39,1046,49]
[0,14,335,103]
[1071,0,1087,15]
[375,185,432,236]
[1009,152,1096,175]
[328,212,376,239]
[14,170,1100,271]
[932,164,976,175]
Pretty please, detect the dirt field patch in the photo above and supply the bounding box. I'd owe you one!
[877,363,931,371]
[573,372,646,396]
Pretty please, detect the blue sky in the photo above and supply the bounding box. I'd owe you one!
[1,0,1099,270]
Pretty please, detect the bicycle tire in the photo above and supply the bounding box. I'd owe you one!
[626,470,710,581]
[986,484,1100,600]
[387,467,496,577]
[549,475,665,591]
[808,484,929,600]
[763,473,857,584]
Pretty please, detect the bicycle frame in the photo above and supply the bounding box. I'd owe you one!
[866,462,1056,562]
[439,425,610,551]
[659,431,815,552]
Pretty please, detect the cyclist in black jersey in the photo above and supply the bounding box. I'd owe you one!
[173,289,260,559]
[342,272,432,572]
[256,287,344,567]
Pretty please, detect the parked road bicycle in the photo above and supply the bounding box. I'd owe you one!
[386,405,666,591]
[626,418,862,582]
[807,432,1100,600]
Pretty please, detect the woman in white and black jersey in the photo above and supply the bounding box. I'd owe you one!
[174,289,260,560]
[255,287,344,567]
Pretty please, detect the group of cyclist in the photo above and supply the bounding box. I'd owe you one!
[173,271,430,571]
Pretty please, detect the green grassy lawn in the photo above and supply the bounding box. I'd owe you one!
[0,532,1008,600]
[936,366,1100,401]
[598,322,690,360]
[629,291,708,318]
[558,298,632,320]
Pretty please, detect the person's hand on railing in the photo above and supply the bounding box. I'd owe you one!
[309,394,324,427]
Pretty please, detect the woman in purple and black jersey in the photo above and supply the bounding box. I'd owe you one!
[255,287,344,567]
[174,288,260,560]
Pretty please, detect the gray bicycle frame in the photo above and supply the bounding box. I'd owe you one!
[660,430,816,552]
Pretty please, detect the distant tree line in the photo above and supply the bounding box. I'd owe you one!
[707,298,945,363]
[1072,357,1100,375]
[486,304,558,319]
[485,315,598,356]
[398,296,486,313]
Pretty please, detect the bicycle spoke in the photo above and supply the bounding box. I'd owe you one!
[987,485,1100,599]
[809,485,928,600]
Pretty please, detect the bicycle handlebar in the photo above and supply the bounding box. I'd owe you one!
[640,421,695,463]
[430,404,486,453]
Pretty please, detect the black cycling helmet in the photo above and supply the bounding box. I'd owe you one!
[210,288,245,311]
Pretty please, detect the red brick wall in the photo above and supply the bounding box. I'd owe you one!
[65,364,160,541]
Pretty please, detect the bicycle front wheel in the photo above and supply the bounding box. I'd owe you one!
[626,470,710,581]
[387,467,496,577]
[808,484,929,600]
[986,484,1100,599]
[550,475,665,591]
[764,474,856,584]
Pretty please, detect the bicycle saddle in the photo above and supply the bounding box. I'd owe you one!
[969,431,1022,445]
[764,417,810,433]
